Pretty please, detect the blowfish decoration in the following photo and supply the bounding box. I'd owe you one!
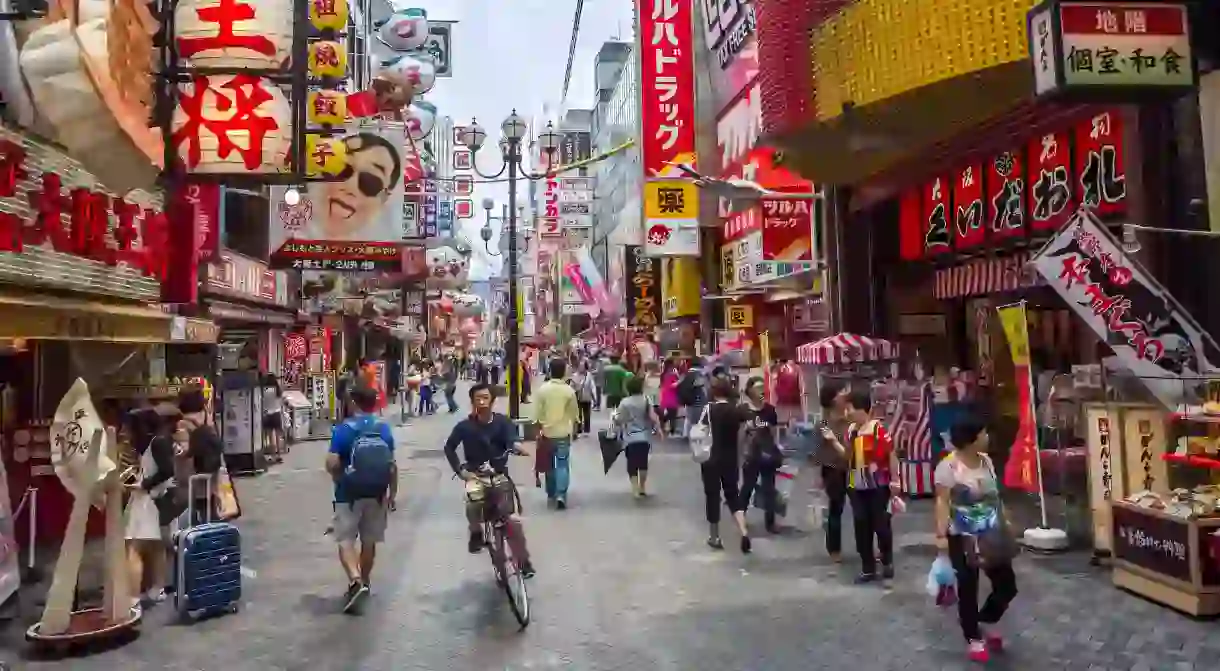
[357,8,439,121]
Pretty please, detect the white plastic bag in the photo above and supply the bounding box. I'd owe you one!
[926,555,957,599]
[688,405,712,463]
[806,488,828,529]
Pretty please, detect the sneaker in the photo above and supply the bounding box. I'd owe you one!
[881,565,895,580]
[967,639,990,663]
[740,536,752,554]
[983,630,1004,653]
[521,562,536,579]
[468,530,485,554]
[342,580,364,613]
[853,572,878,585]
[144,588,166,604]
[556,499,567,510]
[707,536,724,550]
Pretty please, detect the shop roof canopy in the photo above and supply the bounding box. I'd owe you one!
[797,333,897,366]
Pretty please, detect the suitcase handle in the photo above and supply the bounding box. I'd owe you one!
[187,473,213,525]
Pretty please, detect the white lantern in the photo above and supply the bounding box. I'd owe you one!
[377,8,429,52]
[174,0,294,70]
[376,54,436,96]
[403,100,437,141]
[170,74,292,173]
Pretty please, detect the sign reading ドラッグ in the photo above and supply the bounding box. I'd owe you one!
[1028,1,1196,98]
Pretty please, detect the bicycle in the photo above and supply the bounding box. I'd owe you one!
[464,457,530,628]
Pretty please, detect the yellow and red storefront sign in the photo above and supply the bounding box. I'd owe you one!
[661,256,700,319]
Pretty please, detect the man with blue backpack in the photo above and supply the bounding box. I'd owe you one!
[326,384,398,613]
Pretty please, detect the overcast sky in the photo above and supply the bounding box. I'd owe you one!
[403,0,635,279]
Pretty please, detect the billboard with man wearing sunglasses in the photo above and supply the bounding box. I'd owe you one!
[268,122,407,272]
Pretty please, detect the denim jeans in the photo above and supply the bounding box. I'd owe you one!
[544,438,571,501]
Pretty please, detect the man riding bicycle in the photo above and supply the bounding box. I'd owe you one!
[443,383,537,578]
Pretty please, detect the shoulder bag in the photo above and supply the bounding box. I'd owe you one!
[688,404,713,463]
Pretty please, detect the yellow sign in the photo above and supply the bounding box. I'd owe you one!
[726,304,753,329]
[309,41,348,78]
[307,90,347,126]
[997,302,1031,366]
[308,0,349,32]
[304,135,348,177]
[720,245,736,292]
[662,257,701,319]
[644,181,699,221]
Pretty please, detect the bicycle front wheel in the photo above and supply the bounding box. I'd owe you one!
[493,525,530,628]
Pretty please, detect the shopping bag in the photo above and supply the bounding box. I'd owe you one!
[598,430,623,474]
[688,405,712,463]
[214,465,242,521]
[926,555,957,606]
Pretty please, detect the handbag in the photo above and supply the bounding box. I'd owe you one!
[688,404,712,463]
[956,455,1019,567]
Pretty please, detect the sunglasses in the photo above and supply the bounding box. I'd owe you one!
[337,164,388,198]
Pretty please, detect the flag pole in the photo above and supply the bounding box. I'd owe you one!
[1016,300,1050,529]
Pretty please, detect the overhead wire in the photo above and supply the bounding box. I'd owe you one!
[560,0,586,104]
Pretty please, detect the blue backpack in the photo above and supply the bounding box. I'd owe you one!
[343,418,394,501]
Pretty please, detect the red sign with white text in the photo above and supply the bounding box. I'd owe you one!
[1073,109,1127,218]
[1027,129,1074,232]
[637,0,697,176]
[922,175,952,256]
[987,149,1027,241]
[721,147,807,242]
[761,196,813,262]
[0,138,168,279]
[953,162,986,250]
[540,151,561,238]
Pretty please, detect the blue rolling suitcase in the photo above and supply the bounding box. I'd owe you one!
[173,474,242,621]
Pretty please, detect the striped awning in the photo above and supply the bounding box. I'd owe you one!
[932,252,1043,300]
[796,333,898,365]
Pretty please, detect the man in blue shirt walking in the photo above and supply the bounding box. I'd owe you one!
[326,385,398,613]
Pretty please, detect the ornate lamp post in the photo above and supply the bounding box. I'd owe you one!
[458,111,561,419]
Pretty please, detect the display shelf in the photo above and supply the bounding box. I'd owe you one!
[1162,453,1220,469]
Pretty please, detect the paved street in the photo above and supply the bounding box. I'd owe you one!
[3,388,1219,670]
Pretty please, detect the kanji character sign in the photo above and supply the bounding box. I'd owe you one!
[171,74,291,173]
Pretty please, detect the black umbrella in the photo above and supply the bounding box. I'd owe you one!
[598,429,622,473]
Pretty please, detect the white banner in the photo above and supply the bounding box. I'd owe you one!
[645,223,700,256]
[1030,209,1220,409]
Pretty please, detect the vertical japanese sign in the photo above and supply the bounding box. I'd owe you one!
[760,197,814,263]
[638,0,700,256]
[1027,129,1074,232]
[625,244,661,329]
[540,150,562,238]
[988,149,1027,240]
[921,175,951,256]
[952,163,985,249]
[1030,208,1220,409]
[1073,109,1127,217]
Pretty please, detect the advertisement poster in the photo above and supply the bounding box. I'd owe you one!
[223,388,256,457]
[996,302,1041,494]
[268,123,406,271]
[1030,208,1220,409]
[624,245,661,329]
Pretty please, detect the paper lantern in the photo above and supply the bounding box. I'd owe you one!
[170,74,292,173]
[304,134,348,177]
[309,41,348,79]
[403,100,436,141]
[174,0,293,70]
[376,54,436,96]
[307,89,347,126]
[308,0,348,32]
[377,8,428,52]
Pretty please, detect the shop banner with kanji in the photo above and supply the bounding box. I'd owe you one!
[1030,208,1220,409]
[637,0,700,256]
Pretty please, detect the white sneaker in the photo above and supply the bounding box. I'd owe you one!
[144,588,166,603]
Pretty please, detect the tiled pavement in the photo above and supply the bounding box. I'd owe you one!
[2,387,1217,670]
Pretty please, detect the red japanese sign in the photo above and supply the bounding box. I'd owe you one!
[284,332,308,360]
[541,150,561,238]
[898,189,923,261]
[760,196,813,262]
[1073,109,1126,217]
[0,138,167,280]
[720,147,806,242]
[922,175,952,256]
[987,149,1027,241]
[163,182,221,304]
[952,162,986,250]
[176,0,277,60]
[637,0,697,176]
[171,74,288,173]
[1027,129,1074,232]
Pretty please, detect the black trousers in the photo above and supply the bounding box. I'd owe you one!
[740,460,778,529]
[947,534,1018,640]
[624,441,651,476]
[700,461,741,525]
[577,401,593,435]
[821,467,848,555]
[849,487,894,574]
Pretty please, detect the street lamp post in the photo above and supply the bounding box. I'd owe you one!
[459,111,561,420]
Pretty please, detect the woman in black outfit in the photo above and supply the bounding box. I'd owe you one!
[701,376,751,552]
[739,376,783,534]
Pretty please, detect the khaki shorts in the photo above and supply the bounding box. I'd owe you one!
[333,499,388,544]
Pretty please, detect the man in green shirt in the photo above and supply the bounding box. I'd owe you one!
[601,356,631,409]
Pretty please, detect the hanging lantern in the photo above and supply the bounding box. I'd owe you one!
[304,134,347,177]
[403,100,436,141]
[174,0,293,70]
[170,74,292,174]
[376,54,436,96]
[377,8,428,52]
[309,41,348,79]
[307,90,347,126]
[308,0,348,32]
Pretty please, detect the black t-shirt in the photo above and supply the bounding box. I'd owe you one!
[743,403,780,462]
[707,401,745,466]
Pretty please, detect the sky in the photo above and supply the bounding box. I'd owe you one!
[402,0,636,280]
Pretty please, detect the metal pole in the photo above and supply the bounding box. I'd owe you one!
[507,145,521,420]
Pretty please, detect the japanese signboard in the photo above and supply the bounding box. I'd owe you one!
[1073,109,1127,217]
[559,131,591,169]
[423,21,456,77]
[922,175,952,256]
[1028,1,1195,98]
[639,0,700,256]
[402,199,421,239]
[1028,129,1075,232]
[625,244,661,329]
[988,149,1027,241]
[267,123,407,271]
[1111,504,1191,583]
[726,303,753,329]
[540,151,562,238]
[1030,208,1220,409]
[0,129,167,302]
[952,163,986,249]
[760,196,814,263]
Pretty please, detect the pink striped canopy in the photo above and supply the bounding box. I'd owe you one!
[796,333,898,366]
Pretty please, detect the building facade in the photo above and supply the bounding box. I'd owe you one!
[591,41,640,312]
